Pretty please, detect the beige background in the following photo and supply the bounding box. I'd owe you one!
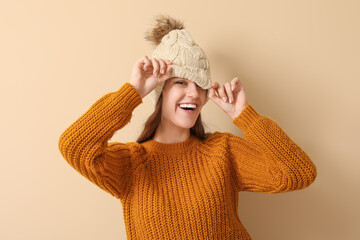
[1,0,359,239]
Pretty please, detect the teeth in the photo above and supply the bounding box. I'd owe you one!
[179,104,197,109]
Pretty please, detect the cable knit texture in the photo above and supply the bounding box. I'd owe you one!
[58,82,317,239]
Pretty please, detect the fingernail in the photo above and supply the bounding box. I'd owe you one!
[223,97,227,102]
[160,69,164,74]
[229,98,232,103]
[232,86,234,91]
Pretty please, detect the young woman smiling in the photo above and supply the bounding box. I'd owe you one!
[58,14,317,239]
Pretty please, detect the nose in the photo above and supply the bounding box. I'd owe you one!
[186,82,200,98]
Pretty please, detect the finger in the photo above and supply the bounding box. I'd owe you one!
[210,82,219,97]
[207,86,215,99]
[151,58,160,77]
[224,83,234,103]
[231,77,241,91]
[163,64,173,77]
[211,82,219,89]
[207,87,217,100]
[217,84,228,103]
[208,88,223,106]
[158,59,167,75]
[142,56,152,71]
[157,64,173,83]
[164,59,173,65]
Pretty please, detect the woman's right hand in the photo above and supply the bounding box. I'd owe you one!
[129,56,173,98]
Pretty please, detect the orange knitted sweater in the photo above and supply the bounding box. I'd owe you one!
[58,82,317,239]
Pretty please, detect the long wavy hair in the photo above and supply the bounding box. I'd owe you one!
[136,92,212,143]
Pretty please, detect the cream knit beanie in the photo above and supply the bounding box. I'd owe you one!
[144,14,212,106]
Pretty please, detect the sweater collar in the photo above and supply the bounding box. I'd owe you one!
[142,135,199,154]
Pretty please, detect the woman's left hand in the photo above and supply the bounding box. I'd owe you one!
[208,77,248,119]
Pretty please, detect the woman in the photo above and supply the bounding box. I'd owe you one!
[58,14,317,239]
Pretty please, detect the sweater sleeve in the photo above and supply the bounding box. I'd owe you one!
[227,104,317,193]
[58,82,143,200]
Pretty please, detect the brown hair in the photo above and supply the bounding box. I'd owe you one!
[136,93,212,143]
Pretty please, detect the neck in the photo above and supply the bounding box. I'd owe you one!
[153,120,190,144]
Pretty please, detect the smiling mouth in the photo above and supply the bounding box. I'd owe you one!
[178,104,197,111]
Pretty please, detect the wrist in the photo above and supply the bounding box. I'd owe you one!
[230,105,248,120]
[128,82,145,98]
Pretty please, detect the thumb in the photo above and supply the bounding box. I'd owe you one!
[158,64,173,83]
[208,88,223,106]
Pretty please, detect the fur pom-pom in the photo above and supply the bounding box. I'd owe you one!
[144,14,185,46]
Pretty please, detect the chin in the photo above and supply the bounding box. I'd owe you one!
[177,120,197,129]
